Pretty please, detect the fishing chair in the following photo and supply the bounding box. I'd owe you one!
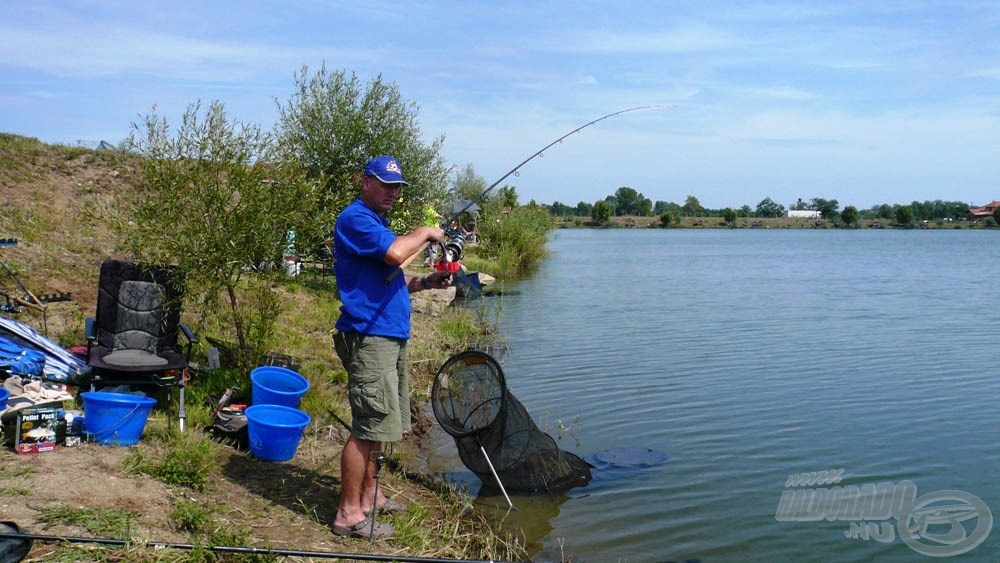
[84,260,198,431]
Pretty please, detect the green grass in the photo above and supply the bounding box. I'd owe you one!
[123,433,218,492]
[0,484,32,496]
[36,504,278,563]
[0,133,43,172]
[0,465,35,478]
[39,505,134,539]
[388,483,525,561]
[0,464,35,495]
[168,498,210,535]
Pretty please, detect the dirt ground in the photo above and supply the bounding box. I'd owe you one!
[0,250,484,560]
[0,267,477,560]
[0,301,477,562]
[0,419,448,560]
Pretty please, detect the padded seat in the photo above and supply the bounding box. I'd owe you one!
[85,260,197,431]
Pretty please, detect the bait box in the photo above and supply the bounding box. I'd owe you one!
[13,406,59,454]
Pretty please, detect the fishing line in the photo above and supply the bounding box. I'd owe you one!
[445,104,667,227]
[386,104,667,283]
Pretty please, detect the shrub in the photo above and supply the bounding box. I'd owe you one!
[168,498,210,534]
[475,203,554,278]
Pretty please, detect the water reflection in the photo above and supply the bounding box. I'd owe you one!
[476,490,572,558]
[431,446,672,560]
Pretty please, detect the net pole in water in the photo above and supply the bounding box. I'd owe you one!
[479,444,514,509]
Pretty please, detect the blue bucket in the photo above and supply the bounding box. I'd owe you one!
[245,404,311,462]
[0,387,9,410]
[250,366,310,408]
[81,391,157,446]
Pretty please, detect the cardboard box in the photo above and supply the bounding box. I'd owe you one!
[15,407,58,454]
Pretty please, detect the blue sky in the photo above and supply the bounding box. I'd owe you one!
[2,1,997,210]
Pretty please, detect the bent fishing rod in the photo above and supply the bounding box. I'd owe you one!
[387,104,666,283]
[445,104,665,227]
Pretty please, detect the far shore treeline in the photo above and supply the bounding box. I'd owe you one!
[540,188,999,229]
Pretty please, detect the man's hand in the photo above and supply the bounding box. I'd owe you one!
[424,270,453,289]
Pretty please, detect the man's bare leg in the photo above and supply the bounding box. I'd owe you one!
[334,435,377,527]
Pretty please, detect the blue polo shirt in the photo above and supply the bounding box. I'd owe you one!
[333,198,411,339]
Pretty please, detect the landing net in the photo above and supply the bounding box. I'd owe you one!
[432,350,591,494]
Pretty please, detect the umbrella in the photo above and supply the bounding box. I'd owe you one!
[450,199,480,218]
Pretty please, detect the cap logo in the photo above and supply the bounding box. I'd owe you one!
[385,160,401,173]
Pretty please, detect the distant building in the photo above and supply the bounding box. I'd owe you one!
[787,209,820,219]
[968,200,1000,218]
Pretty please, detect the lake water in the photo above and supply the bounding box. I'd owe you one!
[429,228,999,563]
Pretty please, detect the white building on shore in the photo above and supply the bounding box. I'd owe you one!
[787,209,820,219]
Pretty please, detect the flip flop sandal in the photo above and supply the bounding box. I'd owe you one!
[332,516,393,539]
[365,497,408,516]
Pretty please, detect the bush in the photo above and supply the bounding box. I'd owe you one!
[475,203,554,278]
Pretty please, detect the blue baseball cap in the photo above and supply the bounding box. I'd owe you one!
[364,155,408,186]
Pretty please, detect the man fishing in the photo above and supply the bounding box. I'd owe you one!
[331,155,452,539]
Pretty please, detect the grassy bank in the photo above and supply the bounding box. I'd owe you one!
[0,134,527,561]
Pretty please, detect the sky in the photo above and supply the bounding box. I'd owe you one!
[1,1,997,211]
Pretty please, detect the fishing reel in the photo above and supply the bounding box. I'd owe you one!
[435,228,466,273]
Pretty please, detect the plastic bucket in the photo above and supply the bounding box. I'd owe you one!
[81,391,157,446]
[250,366,310,408]
[0,387,8,410]
[245,404,310,462]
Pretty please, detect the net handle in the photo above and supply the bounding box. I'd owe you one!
[478,442,514,509]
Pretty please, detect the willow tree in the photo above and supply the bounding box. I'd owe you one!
[454,164,489,204]
[274,65,451,251]
[120,100,318,369]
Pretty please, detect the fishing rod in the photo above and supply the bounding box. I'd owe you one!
[445,104,665,227]
[387,104,666,282]
[0,522,520,563]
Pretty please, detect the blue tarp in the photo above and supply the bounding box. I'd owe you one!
[0,335,46,377]
[0,316,90,383]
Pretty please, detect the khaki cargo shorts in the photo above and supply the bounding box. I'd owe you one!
[333,331,410,442]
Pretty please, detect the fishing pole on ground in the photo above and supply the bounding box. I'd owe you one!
[0,521,525,563]
[369,450,387,545]
[385,104,667,284]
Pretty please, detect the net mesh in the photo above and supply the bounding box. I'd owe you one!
[432,350,592,494]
